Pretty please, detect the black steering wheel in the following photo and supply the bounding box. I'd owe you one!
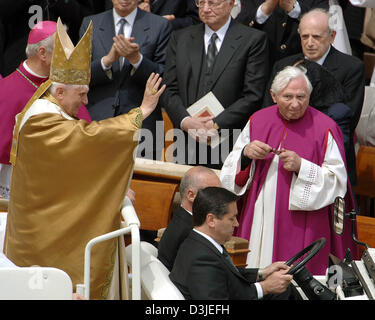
[285,238,326,275]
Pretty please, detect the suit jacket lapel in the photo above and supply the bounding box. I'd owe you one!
[131,10,150,51]
[208,21,242,91]
[189,25,205,87]
[221,247,244,277]
[178,207,194,227]
[99,10,121,72]
[322,46,339,73]
[191,230,248,280]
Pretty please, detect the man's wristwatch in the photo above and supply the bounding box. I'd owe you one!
[213,122,220,130]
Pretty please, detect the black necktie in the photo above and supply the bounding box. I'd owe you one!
[117,18,127,69]
[206,33,218,72]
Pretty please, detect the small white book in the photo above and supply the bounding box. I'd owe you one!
[186,92,226,148]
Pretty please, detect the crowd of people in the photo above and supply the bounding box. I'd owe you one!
[0,0,374,300]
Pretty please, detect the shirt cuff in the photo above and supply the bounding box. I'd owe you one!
[256,5,270,24]
[131,54,143,70]
[101,57,112,71]
[255,282,264,299]
[180,116,191,130]
[288,1,301,19]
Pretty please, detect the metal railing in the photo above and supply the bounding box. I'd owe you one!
[76,196,141,300]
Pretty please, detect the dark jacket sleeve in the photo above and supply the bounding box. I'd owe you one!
[185,253,259,300]
[159,30,189,127]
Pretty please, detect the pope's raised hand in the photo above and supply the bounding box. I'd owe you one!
[140,73,166,120]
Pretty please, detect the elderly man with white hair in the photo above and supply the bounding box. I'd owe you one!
[220,65,358,275]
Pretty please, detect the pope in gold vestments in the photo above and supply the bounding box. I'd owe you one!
[3,17,159,300]
[4,99,142,299]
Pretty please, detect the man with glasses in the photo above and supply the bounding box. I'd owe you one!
[161,0,269,168]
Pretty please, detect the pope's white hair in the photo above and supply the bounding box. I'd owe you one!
[271,66,313,96]
[49,82,89,95]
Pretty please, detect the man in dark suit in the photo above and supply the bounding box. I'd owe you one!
[138,0,200,30]
[235,0,328,65]
[80,0,172,159]
[158,166,221,271]
[263,8,365,186]
[161,0,269,168]
[170,187,302,300]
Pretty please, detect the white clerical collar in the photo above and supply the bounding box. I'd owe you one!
[23,61,48,79]
[306,46,331,66]
[204,16,231,49]
[113,7,137,28]
[193,228,223,254]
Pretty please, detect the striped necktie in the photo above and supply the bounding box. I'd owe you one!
[206,33,218,72]
[117,18,127,69]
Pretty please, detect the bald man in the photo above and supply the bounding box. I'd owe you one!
[157,166,221,271]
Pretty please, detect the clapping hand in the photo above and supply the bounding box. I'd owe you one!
[261,0,279,15]
[279,0,296,13]
[138,0,151,12]
[113,35,141,65]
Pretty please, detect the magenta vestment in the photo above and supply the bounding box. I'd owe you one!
[0,62,91,165]
[235,105,358,275]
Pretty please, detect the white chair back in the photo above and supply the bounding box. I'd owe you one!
[126,241,185,300]
[0,212,7,253]
[0,267,72,300]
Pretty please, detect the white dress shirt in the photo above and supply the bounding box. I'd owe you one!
[101,7,143,71]
[203,16,231,54]
[309,46,331,66]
